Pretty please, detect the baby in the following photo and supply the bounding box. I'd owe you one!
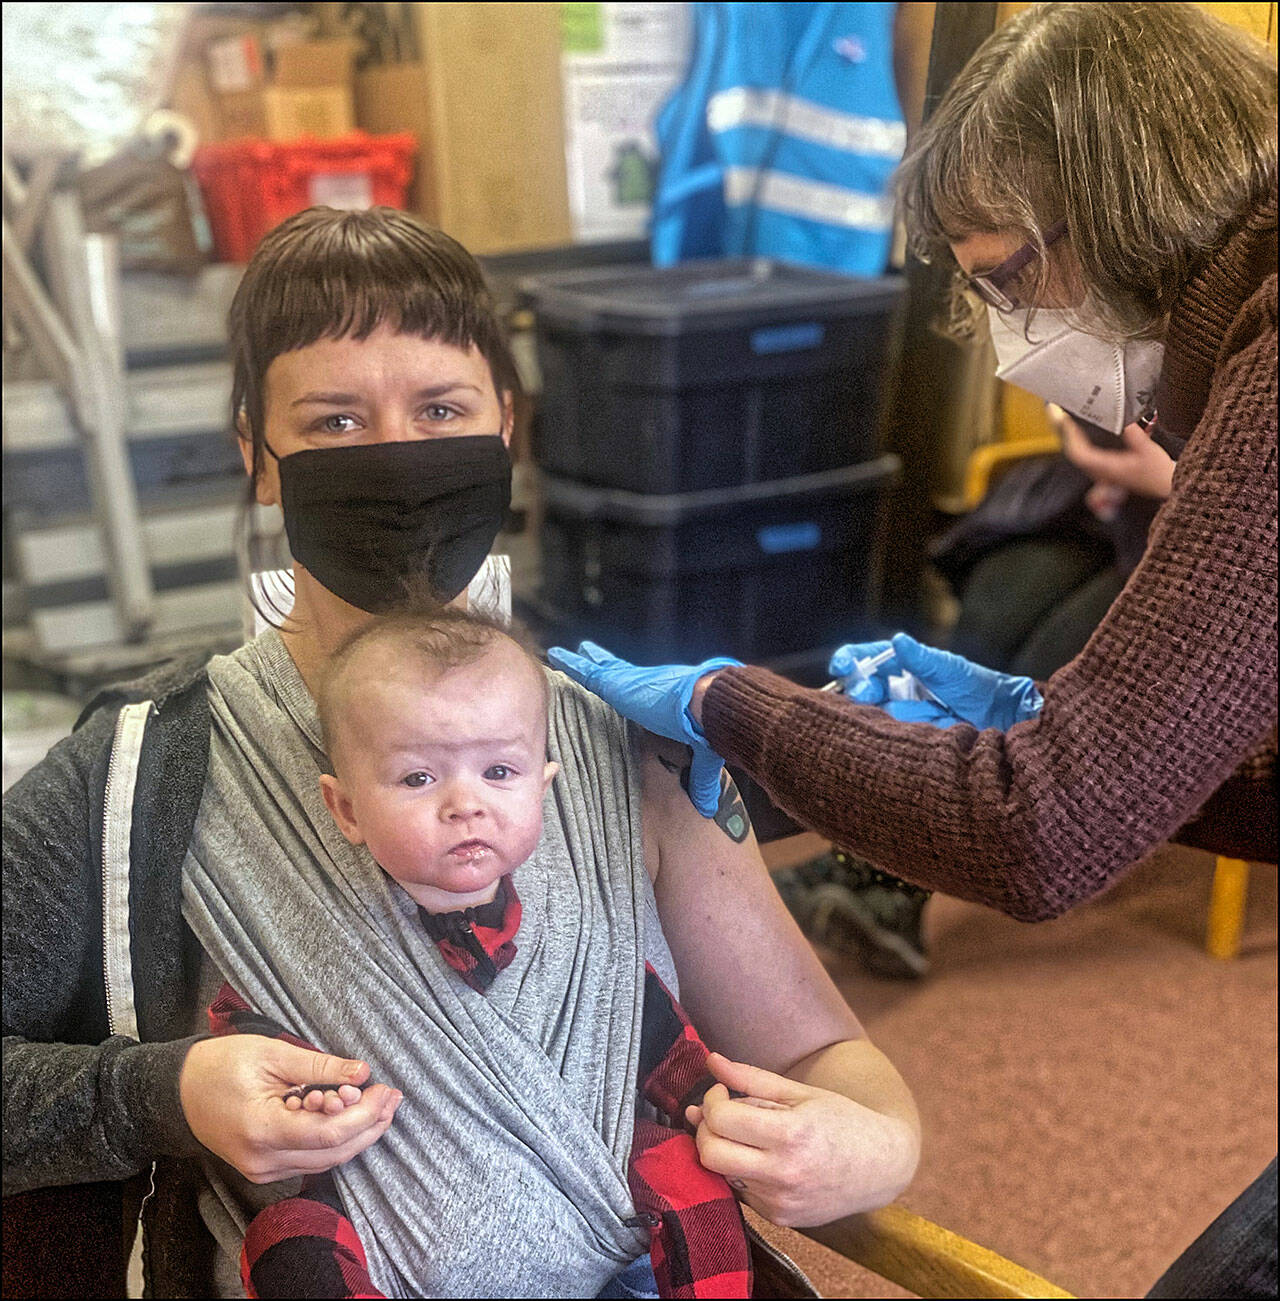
[251,608,557,1118]
[317,608,559,1005]
[208,608,753,1299]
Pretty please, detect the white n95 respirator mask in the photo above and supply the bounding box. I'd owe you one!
[987,304,1164,436]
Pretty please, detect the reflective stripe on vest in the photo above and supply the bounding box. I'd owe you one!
[723,166,895,232]
[707,87,906,159]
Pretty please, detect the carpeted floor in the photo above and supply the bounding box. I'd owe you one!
[752,844,1278,1298]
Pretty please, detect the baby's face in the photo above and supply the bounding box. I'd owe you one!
[322,639,557,912]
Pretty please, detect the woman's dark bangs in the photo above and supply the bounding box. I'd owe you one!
[252,247,478,362]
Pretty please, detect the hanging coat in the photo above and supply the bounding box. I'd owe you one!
[652,2,906,275]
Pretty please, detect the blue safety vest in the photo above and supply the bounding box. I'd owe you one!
[652,2,906,276]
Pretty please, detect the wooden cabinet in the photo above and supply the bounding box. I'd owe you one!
[352,3,572,255]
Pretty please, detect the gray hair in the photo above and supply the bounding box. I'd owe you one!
[896,2,1277,339]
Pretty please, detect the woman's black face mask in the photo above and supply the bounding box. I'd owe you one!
[266,435,512,612]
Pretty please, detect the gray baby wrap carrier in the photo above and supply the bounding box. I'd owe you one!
[183,631,673,1298]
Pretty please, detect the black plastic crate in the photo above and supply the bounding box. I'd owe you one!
[521,258,904,495]
[535,456,899,665]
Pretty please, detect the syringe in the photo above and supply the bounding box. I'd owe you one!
[820,645,896,693]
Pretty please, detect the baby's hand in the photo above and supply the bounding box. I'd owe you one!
[282,1083,365,1115]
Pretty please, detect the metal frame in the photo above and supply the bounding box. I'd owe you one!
[3,149,155,641]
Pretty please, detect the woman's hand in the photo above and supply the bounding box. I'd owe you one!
[826,633,1042,730]
[179,1035,403,1184]
[685,1052,918,1228]
[1051,403,1176,500]
[547,641,740,816]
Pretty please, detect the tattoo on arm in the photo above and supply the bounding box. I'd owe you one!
[657,754,752,843]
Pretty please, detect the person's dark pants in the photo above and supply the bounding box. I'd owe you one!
[1147,1158,1277,1299]
[947,535,1126,680]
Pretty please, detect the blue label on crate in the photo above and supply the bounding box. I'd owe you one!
[757,522,821,554]
[750,321,825,354]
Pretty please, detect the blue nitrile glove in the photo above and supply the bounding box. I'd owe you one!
[546,641,742,817]
[828,640,895,703]
[829,640,959,726]
[886,633,1043,730]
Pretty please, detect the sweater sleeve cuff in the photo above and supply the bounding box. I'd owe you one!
[119,1034,209,1161]
[703,664,806,773]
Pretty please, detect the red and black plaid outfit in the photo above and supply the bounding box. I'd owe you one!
[208,876,753,1299]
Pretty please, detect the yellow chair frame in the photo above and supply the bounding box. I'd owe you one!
[960,433,1063,512]
[1206,857,1252,960]
[801,1203,1074,1297]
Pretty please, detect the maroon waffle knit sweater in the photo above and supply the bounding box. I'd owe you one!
[703,190,1278,922]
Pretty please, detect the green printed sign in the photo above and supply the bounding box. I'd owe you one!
[562,2,605,54]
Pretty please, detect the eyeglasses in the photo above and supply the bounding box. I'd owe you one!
[964,219,1068,313]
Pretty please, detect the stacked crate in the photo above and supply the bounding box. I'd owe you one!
[519,258,904,672]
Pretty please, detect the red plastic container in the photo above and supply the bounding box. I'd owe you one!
[192,132,416,263]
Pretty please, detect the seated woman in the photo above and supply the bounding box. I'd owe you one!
[1,206,920,1299]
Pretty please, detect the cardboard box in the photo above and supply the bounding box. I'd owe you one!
[206,32,266,93]
[354,63,440,221]
[263,84,355,140]
[262,13,319,57]
[216,88,269,140]
[353,4,571,255]
[173,14,353,142]
[273,37,358,88]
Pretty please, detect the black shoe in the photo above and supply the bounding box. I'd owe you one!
[775,850,931,980]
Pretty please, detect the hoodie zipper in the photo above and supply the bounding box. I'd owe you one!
[745,1220,820,1297]
[102,700,157,1299]
[101,700,153,1041]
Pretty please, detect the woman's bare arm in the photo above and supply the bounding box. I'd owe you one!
[640,731,920,1223]
[639,731,861,1070]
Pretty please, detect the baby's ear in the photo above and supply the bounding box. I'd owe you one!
[319,773,364,845]
[541,760,560,793]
